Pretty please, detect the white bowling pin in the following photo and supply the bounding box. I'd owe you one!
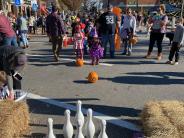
[75,119,84,138]
[75,100,84,127]
[47,118,56,138]
[84,109,95,138]
[98,120,108,138]
[63,110,74,138]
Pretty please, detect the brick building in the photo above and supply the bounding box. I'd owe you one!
[105,0,160,8]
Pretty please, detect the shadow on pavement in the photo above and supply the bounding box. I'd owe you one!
[27,98,141,118]
[104,60,165,65]
[26,98,141,138]
[23,133,46,138]
[101,72,184,85]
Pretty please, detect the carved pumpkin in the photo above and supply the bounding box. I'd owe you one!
[76,59,84,66]
[130,37,138,45]
[88,72,98,83]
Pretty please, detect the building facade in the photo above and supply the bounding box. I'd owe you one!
[104,0,160,8]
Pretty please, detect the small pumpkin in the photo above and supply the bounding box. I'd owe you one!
[88,71,98,83]
[76,59,84,66]
[130,37,138,45]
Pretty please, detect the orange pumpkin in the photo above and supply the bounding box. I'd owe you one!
[76,59,84,66]
[130,37,138,45]
[88,71,98,83]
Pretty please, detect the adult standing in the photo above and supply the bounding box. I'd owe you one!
[0,11,18,47]
[145,4,168,60]
[120,8,136,56]
[48,6,66,61]
[17,13,29,49]
[98,5,119,58]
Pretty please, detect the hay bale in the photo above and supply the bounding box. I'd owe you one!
[0,100,30,138]
[141,101,184,138]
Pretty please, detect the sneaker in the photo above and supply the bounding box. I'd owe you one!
[127,52,132,56]
[172,62,179,65]
[166,61,172,64]
[144,54,151,59]
[122,52,127,55]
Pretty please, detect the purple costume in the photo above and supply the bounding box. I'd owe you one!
[89,42,104,59]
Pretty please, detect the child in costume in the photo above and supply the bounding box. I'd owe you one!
[89,29,104,65]
[73,19,84,59]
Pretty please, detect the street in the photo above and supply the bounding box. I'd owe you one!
[22,33,184,138]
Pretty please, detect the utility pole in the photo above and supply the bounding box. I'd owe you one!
[181,0,184,17]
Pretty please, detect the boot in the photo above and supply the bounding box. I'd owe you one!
[144,51,151,59]
[157,53,162,60]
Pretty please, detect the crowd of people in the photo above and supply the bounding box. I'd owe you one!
[0,3,184,100]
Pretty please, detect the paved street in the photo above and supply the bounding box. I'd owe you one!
[22,33,184,138]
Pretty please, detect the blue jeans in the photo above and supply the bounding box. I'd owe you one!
[21,33,29,46]
[3,36,18,47]
[101,34,115,58]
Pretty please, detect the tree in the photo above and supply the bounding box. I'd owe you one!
[83,0,103,11]
[60,0,84,11]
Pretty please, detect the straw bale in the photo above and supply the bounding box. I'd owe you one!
[0,100,30,138]
[141,101,184,138]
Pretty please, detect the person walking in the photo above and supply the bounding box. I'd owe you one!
[48,6,66,61]
[144,4,168,60]
[98,4,119,58]
[120,8,136,56]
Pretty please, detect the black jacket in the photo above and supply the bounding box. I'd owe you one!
[0,45,25,75]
